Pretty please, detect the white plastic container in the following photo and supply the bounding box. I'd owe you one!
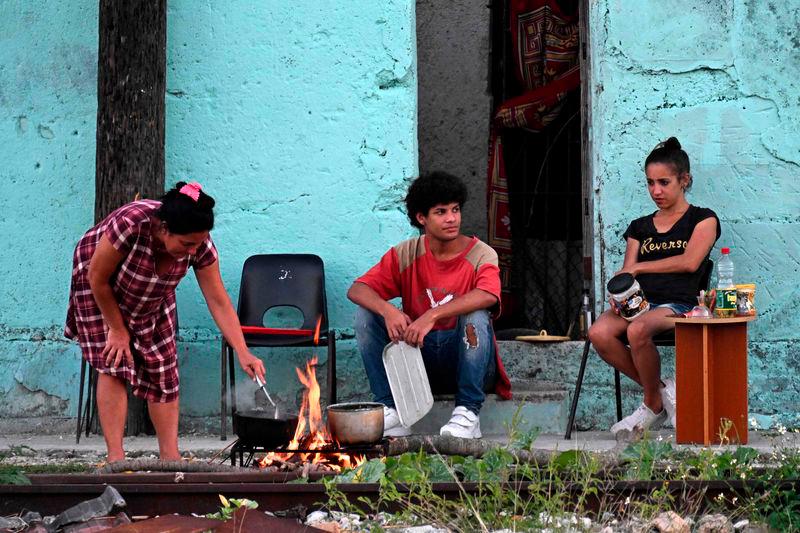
[382,341,433,427]
[606,273,650,321]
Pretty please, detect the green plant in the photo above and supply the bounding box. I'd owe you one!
[205,495,258,521]
[0,465,31,485]
[621,436,674,479]
[323,444,611,531]
[764,489,800,531]
[319,425,800,531]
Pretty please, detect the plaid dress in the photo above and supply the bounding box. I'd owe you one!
[65,200,218,402]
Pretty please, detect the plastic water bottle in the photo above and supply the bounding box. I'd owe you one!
[578,289,592,338]
[717,247,735,289]
[715,247,736,317]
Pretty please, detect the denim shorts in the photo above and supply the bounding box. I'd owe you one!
[652,302,693,315]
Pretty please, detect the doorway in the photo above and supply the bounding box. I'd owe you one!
[416,0,592,336]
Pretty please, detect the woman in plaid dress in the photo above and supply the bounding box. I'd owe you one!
[66,182,265,462]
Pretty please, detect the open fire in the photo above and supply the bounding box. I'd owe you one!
[256,356,367,472]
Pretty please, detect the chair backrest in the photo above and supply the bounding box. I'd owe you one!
[237,254,329,332]
[699,258,714,291]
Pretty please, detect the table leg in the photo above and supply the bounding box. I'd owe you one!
[676,322,749,445]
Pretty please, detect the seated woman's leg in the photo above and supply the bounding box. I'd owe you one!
[96,373,128,462]
[625,307,675,413]
[588,310,640,385]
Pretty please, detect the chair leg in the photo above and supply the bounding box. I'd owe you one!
[614,370,623,421]
[86,368,96,437]
[327,333,337,406]
[565,339,592,439]
[228,344,237,419]
[76,358,87,444]
[221,340,227,441]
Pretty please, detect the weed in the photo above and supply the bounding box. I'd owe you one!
[205,494,258,521]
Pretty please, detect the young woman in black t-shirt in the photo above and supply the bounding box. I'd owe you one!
[588,137,720,435]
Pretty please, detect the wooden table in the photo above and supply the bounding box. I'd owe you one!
[671,316,756,445]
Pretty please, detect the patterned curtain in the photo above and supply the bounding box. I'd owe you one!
[487,0,580,300]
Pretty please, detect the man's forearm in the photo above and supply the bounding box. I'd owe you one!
[427,289,497,322]
[347,282,395,317]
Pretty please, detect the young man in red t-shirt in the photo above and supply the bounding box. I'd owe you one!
[348,172,511,439]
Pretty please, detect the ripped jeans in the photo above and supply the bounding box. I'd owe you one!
[355,307,496,414]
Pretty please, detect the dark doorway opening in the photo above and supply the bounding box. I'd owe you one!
[490,0,587,336]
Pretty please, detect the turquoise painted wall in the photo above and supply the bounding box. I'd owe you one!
[0,1,417,421]
[0,2,97,416]
[586,0,800,427]
[2,0,799,432]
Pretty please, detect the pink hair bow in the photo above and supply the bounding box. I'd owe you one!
[179,182,202,201]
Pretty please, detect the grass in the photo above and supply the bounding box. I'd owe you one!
[318,420,800,532]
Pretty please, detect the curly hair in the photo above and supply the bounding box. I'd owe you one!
[404,171,468,229]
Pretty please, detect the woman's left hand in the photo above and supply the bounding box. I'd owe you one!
[238,351,266,382]
[615,265,639,277]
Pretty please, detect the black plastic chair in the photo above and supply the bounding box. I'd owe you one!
[564,259,713,439]
[75,362,98,444]
[220,254,336,440]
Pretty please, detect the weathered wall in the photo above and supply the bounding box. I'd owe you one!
[165,1,418,417]
[0,2,97,418]
[585,0,800,426]
[0,1,418,424]
[416,0,491,240]
[3,0,799,434]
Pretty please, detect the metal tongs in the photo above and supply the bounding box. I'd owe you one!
[255,375,279,418]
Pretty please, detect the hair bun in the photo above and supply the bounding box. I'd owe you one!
[173,181,188,191]
[662,137,681,150]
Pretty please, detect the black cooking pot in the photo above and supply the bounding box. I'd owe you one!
[232,409,298,447]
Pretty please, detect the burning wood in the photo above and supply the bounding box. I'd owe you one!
[256,356,367,472]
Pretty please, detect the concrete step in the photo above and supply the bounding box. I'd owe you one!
[409,380,569,437]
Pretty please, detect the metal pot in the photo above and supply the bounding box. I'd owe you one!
[326,402,384,445]
[232,409,298,447]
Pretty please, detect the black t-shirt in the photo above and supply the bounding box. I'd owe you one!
[622,205,721,307]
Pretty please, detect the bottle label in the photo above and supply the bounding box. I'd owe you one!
[715,289,737,318]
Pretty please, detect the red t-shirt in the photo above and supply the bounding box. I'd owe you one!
[356,235,501,330]
[356,235,511,399]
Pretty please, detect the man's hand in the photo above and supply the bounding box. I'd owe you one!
[238,350,266,382]
[403,311,437,348]
[103,327,132,368]
[383,306,412,342]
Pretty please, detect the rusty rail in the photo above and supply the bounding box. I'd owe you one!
[2,473,797,517]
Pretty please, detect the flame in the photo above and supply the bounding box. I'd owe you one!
[313,315,322,346]
[256,355,366,471]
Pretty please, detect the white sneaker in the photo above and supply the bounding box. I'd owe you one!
[660,378,677,428]
[440,406,482,439]
[610,403,666,435]
[383,406,411,437]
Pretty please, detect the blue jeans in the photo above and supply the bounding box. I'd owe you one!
[355,307,497,414]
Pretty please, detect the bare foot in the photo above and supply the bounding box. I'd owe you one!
[106,453,125,463]
[160,454,183,462]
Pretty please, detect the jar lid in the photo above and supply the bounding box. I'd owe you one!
[607,272,635,295]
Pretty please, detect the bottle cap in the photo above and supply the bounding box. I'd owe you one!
[721,247,730,254]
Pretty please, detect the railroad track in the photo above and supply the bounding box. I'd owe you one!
[2,473,797,517]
